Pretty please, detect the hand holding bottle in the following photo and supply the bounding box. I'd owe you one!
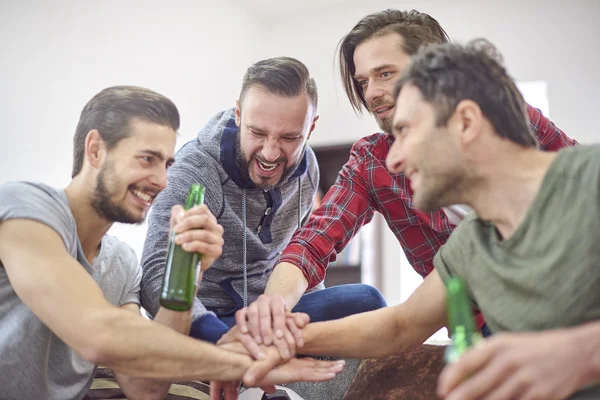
[170,203,224,272]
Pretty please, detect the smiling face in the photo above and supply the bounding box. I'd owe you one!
[353,32,413,133]
[235,85,317,190]
[386,84,468,212]
[91,119,176,223]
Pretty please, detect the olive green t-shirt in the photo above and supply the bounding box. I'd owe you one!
[435,145,600,399]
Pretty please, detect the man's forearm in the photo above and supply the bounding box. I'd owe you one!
[265,262,308,309]
[93,307,254,382]
[115,306,198,399]
[575,321,600,389]
[302,305,424,359]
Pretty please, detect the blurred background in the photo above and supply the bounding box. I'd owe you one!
[2,0,598,337]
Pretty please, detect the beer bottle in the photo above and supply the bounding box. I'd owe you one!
[444,277,482,363]
[160,183,205,311]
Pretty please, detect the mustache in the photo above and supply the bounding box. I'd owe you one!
[128,184,160,197]
[253,154,287,164]
[369,100,395,112]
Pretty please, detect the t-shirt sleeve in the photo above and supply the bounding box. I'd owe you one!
[0,182,75,251]
[118,244,143,307]
[433,216,480,309]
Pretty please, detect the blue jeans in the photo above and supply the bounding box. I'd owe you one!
[219,283,387,328]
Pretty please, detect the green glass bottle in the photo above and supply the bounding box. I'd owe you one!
[160,184,205,311]
[444,277,482,363]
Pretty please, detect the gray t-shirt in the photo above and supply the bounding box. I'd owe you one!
[0,182,142,400]
[435,145,600,399]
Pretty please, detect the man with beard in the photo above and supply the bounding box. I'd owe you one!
[140,57,386,360]
[248,39,600,400]
[0,86,345,400]
[239,9,578,342]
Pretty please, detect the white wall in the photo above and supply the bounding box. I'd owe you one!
[260,0,600,305]
[0,0,265,256]
[2,0,599,297]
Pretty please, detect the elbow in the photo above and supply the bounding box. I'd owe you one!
[79,327,116,366]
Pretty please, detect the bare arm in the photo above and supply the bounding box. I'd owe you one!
[113,304,196,400]
[302,269,448,359]
[0,219,254,382]
[265,262,308,310]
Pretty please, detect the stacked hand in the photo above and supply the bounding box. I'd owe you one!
[211,296,344,399]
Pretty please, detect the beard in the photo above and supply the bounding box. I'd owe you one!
[235,135,304,190]
[376,115,393,134]
[368,97,396,134]
[91,162,145,224]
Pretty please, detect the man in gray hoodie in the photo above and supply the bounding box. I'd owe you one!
[140,57,386,356]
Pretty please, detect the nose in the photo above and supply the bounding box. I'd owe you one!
[261,137,281,162]
[153,166,169,191]
[364,79,385,104]
[385,137,405,174]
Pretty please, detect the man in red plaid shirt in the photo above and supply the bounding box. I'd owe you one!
[232,9,577,345]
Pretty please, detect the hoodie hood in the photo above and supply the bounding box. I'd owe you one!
[197,108,308,189]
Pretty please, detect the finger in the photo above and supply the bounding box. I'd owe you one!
[175,213,219,234]
[181,242,224,258]
[271,297,287,341]
[286,317,304,348]
[175,226,224,245]
[441,351,509,400]
[170,205,185,231]
[184,204,216,221]
[480,372,530,400]
[235,308,249,334]
[257,297,274,345]
[259,385,277,394]
[438,340,496,396]
[243,352,281,387]
[246,302,262,344]
[273,334,292,361]
[283,327,297,357]
[224,381,239,400]
[238,332,266,360]
[292,312,310,328]
[209,381,224,400]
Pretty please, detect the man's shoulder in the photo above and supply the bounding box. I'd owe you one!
[0,181,70,221]
[350,132,394,161]
[554,145,600,184]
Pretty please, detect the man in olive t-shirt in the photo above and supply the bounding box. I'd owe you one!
[275,40,600,400]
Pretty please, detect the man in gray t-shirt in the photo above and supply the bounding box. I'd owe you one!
[0,86,344,400]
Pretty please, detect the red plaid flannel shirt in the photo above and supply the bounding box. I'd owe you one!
[281,105,578,290]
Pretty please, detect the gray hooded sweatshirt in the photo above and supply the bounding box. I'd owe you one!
[140,108,319,342]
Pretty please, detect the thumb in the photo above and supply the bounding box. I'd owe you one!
[243,354,280,387]
[170,205,185,231]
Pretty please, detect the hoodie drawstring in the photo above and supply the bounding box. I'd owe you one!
[242,189,248,308]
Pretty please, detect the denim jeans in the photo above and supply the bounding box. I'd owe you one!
[219,283,387,328]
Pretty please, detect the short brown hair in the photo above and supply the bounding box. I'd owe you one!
[71,86,180,177]
[339,9,449,114]
[239,56,318,109]
[395,39,537,148]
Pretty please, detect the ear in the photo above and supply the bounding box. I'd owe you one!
[453,100,482,147]
[235,100,241,127]
[306,115,319,141]
[84,129,106,170]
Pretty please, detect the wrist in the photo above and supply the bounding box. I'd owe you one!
[575,322,600,388]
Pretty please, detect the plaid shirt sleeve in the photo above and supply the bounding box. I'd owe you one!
[279,144,376,289]
[527,104,578,150]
